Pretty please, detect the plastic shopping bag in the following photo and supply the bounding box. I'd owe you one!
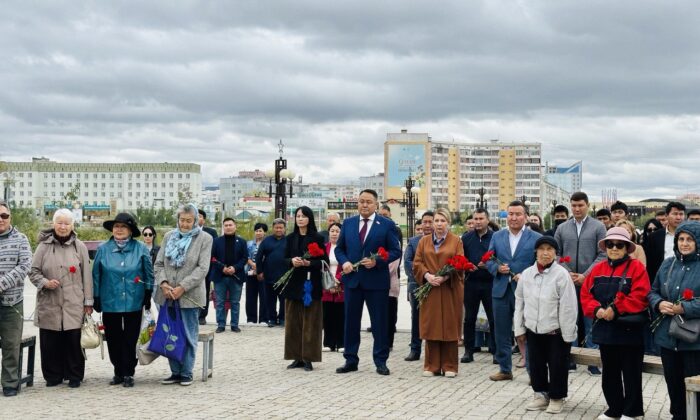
[137,309,159,365]
[148,300,186,363]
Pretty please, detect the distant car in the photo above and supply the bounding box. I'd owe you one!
[83,240,105,260]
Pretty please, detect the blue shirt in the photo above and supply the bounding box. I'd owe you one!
[255,235,287,285]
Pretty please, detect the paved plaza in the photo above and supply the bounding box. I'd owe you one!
[5,284,673,419]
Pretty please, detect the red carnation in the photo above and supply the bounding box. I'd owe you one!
[559,256,571,264]
[377,247,389,261]
[480,250,495,264]
[134,276,141,284]
[307,243,325,258]
[683,288,694,301]
[211,257,217,263]
[69,266,77,273]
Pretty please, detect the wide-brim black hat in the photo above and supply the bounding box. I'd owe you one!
[103,212,141,238]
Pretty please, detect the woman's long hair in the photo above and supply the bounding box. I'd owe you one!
[293,206,318,235]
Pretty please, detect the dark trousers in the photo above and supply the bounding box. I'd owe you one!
[660,347,700,420]
[200,278,211,321]
[387,296,398,349]
[245,276,266,323]
[526,330,571,400]
[284,300,322,362]
[343,287,389,367]
[599,344,645,418]
[408,282,422,354]
[103,311,142,377]
[265,283,285,323]
[323,301,344,350]
[463,280,495,354]
[39,328,84,383]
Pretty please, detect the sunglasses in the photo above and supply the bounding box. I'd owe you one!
[605,241,627,250]
[143,232,154,237]
[0,213,9,220]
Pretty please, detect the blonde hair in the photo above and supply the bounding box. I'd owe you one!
[615,220,638,243]
[434,208,452,224]
[52,208,74,226]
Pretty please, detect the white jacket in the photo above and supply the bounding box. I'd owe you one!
[514,261,578,343]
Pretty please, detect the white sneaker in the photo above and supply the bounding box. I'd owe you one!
[444,371,457,378]
[322,347,332,352]
[597,414,620,420]
[526,394,549,411]
[422,370,437,377]
[545,399,564,414]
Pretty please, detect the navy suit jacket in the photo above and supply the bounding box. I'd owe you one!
[335,213,402,290]
[209,234,248,284]
[486,227,541,298]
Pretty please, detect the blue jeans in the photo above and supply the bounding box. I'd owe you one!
[214,278,243,328]
[407,282,421,354]
[493,289,515,373]
[168,307,199,379]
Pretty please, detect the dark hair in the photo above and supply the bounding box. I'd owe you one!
[359,189,378,200]
[666,201,686,215]
[198,209,207,219]
[642,218,663,244]
[380,204,391,212]
[488,220,500,231]
[293,206,318,234]
[142,225,157,245]
[414,220,422,226]
[328,222,342,232]
[596,208,611,218]
[421,211,435,221]
[656,210,666,217]
[223,217,236,224]
[553,205,569,216]
[610,201,628,214]
[507,200,528,215]
[570,192,589,204]
[465,214,473,221]
[688,209,700,218]
[473,208,489,218]
[529,213,543,226]
[526,222,544,234]
[253,223,268,232]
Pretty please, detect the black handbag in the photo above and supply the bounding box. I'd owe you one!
[669,315,700,343]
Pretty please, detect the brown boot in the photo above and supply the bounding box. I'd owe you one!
[489,371,513,381]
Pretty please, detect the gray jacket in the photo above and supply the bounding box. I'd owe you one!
[554,216,607,276]
[154,230,213,309]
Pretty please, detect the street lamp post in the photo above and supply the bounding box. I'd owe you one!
[267,140,295,220]
[476,187,489,210]
[401,174,420,238]
[549,200,558,230]
[520,195,531,214]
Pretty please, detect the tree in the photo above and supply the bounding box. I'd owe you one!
[177,185,194,206]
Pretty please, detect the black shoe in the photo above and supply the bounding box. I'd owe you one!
[198,318,206,326]
[109,376,124,385]
[336,363,358,374]
[568,361,577,371]
[376,365,390,376]
[512,345,520,354]
[231,326,241,333]
[287,360,304,369]
[68,380,81,388]
[2,387,17,397]
[123,376,134,387]
[215,327,225,333]
[160,375,181,385]
[404,351,420,361]
[267,321,275,328]
[303,361,313,371]
[366,326,372,332]
[472,347,482,353]
[460,353,474,363]
[492,357,498,364]
[46,379,63,387]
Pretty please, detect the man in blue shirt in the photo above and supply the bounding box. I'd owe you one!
[255,218,288,327]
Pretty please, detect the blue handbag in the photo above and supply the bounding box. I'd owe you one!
[148,300,186,362]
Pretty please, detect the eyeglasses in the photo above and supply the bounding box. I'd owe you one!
[605,241,627,250]
[0,214,9,220]
[143,232,153,237]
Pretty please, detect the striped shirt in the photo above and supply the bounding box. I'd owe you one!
[0,227,32,306]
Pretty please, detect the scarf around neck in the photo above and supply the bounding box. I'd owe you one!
[165,226,202,267]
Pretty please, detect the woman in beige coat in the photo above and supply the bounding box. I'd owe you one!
[30,209,93,388]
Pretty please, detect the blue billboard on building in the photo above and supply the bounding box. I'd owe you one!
[387,144,427,188]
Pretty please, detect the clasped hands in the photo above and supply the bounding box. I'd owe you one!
[44,279,61,289]
[425,273,446,287]
[341,258,376,274]
[659,300,685,316]
[595,307,616,321]
[160,282,185,300]
[292,257,311,268]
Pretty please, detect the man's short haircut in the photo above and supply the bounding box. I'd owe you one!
[473,208,490,218]
[0,200,9,212]
[421,210,435,220]
[610,201,629,214]
[272,218,286,226]
[359,189,378,200]
[596,208,612,218]
[414,220,422,226]
[380,204,391,212]
[687,209,700,218]
[553,205,569,216]
[656,210,666,217]
[507,200,528,215]
[223,217,236,224]
[570,192,589,204]
[465,214,473,221]
[254,222,268,232]
[666,201,686,215]
[198,209,207,219]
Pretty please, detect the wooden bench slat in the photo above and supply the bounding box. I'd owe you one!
[569,347,664,375]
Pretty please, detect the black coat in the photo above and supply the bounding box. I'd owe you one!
[643,228,667,286]
[281,232,327,301]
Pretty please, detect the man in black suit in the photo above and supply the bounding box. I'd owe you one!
[198,209,218,325]
[644,201,686,284]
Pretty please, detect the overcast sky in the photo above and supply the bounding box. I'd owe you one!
[1,1,699,201]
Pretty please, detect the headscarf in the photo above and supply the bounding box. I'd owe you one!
[165,203,202,268]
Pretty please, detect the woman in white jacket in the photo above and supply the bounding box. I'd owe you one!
[514,236,578,414]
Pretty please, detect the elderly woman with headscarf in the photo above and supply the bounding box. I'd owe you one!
[92,212,154,388]
[649,221,700,420]
[580,227,650,420]
[30,209,93,388]
[154,203,213,386]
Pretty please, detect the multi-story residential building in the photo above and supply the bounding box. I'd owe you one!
[544,161,582,194]
[384,130,542,218]
[1,157,201,212]
[358,173,385,201]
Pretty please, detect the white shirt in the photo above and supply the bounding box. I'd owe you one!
[508,227,525,257]
[664,228,675,259]
[359,213,376,239]
[575,216,588,237]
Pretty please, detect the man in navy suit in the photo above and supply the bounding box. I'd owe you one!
[334,189,402,376]
[486,201,541,381]
[210,218,248,333]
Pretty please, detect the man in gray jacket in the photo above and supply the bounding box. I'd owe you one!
[0,201,32,396]
[554,192,607,375]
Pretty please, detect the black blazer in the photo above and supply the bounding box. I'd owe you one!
[282,232,328,301]
[643,229,668,285]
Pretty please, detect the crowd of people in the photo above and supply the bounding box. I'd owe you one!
[1,191,700,419]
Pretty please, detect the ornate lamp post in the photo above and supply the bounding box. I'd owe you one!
[267,140,295,220]
[549,199,558,229]
[520,194,532,214]
[476,187,489,210]
[401,174,420,238]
